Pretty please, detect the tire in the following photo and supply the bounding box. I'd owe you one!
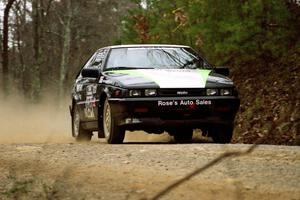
[103,98,125,144]
[72,104,92,142]
[170,129,193,143]
[210,125,233,143]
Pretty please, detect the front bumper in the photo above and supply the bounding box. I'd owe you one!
[108,96,240,130]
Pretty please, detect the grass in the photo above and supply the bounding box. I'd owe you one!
[1,175,34,198]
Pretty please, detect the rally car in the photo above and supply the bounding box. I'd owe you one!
[70,44,240,144]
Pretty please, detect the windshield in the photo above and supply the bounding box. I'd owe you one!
[104,47,210,70]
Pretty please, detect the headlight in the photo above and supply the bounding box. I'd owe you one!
[129,90,141,97]
[206,88,218,96]
[220,88,232,96]
[145,89,157,96]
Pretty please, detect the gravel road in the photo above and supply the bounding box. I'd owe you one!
[0,136,299,200]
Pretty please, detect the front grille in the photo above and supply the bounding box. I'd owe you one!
[158,88,206,97]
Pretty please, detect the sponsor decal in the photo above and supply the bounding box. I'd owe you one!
[84,85,98,118]
[157,99,211,107]
[86,85,93,96]
[74,94,81,101]
[177,91,188,95]
[76,84,83,92]
[84,96,96,118]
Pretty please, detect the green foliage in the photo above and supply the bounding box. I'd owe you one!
[120,0,300,145]
[121,0,300,67]
[2,175,34,197]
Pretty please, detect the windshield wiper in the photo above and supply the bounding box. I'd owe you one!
[105,66,153,71]
[181,58,199,69]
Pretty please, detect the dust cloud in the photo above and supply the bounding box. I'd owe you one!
[0,95,171,144]
[0,95,71,144]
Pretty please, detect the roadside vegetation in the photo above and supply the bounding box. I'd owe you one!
[1,175,34,198]
[119,0,300,145]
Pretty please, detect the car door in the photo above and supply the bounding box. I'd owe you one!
[78,49,108,123]
[72,52,98,123]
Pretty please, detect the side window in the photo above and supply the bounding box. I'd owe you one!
[75,52,97,79]
[90,49,108,68]
[82,52,97,68]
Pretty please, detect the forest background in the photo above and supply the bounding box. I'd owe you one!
[0,0,299,145]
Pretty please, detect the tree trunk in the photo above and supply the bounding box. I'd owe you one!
[1,0,16,98]
[13,1,26,93]
[31,0,41,101]
[59,0,72,103]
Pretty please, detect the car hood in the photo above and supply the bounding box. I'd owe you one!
[103,69,234,88]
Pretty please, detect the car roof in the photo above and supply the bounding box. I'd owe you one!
[101,44,190,50]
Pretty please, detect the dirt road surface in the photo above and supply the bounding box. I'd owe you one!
[0,138,299,200]
[0,99,299,200]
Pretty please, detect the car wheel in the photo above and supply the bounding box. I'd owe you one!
[210,125,233,143]
[170,129,193,143]
[72,105,92,142]
[103,98,125,144]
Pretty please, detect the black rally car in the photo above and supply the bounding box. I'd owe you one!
[70,44,240,144]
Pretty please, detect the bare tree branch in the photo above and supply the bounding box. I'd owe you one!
[149,144,258,200]
[45,30,63,38]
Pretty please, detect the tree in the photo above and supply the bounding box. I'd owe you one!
[30,0,42,101]
[121,0,300,67]
[120,0,300,145]
[58,0,73,103]
[1,0,17,97]
[0,0,134,102]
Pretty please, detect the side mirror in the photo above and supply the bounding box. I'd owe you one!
[215,66,230,76]
[81,68,101,78]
